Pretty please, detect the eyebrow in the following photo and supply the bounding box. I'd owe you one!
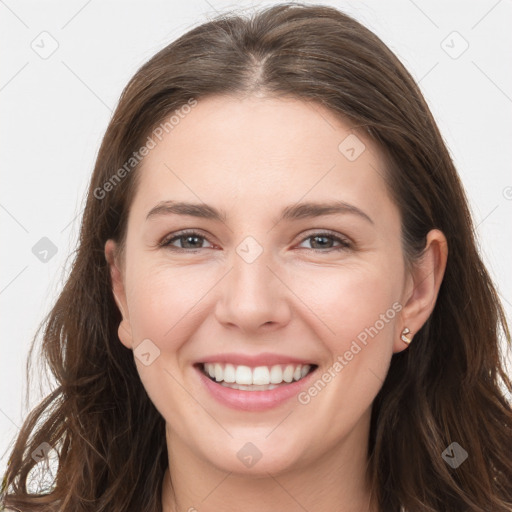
[146,200,374,225]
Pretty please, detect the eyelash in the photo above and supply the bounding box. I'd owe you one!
[159,229,352,252]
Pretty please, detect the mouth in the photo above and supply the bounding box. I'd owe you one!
[195,362,318,391]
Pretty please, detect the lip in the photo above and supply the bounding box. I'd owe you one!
[194,362,318,411]
[197,352,316,367]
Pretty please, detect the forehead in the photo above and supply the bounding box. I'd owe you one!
[131,95,396,223]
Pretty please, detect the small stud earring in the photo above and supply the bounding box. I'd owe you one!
[401,327,411,345]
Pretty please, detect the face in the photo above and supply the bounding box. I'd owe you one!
[106,95,421,476]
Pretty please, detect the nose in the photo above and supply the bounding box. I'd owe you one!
[214,242,292,335]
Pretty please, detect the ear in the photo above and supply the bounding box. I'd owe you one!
[394,229,448,353]
[104,239,134,350]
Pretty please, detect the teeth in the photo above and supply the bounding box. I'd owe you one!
[283,365,294,383]
[202,362,313,385]
[214,363,223,382]
[220,382,280,391]
[252,366,270,385]
[235,365,253,385]
[269,365,282,384]
[224,364,236,383]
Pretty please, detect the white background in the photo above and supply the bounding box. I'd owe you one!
[1,0,511,477]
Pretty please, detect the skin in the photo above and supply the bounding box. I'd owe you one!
[105,95,448,512]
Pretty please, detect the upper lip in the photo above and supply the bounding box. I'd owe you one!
[197,352,316,367]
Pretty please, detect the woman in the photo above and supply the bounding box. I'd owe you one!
[2,3,511,511]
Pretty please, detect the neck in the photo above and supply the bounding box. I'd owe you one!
[161,408,378,512]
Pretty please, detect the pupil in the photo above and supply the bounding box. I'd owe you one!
[313,236,330,248]
[184,236,201,248]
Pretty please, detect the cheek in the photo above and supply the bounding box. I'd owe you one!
[288,261,402,347]
[122,262,212,422]
[295,263,401,415]
[123,258,225,421]
[124,261,210,343]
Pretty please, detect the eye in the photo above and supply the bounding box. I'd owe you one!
[159,230,352,252]
[160,230,213,251]
[297,232,352,251]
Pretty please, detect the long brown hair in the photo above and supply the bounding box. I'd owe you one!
[2,3,511,511]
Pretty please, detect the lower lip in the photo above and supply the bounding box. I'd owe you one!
[195,365,317,411]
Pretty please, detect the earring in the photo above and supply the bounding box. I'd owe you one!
[401,327,411,345]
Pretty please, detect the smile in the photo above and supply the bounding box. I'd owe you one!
[200,362,315,390]
[194,360,319,411]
